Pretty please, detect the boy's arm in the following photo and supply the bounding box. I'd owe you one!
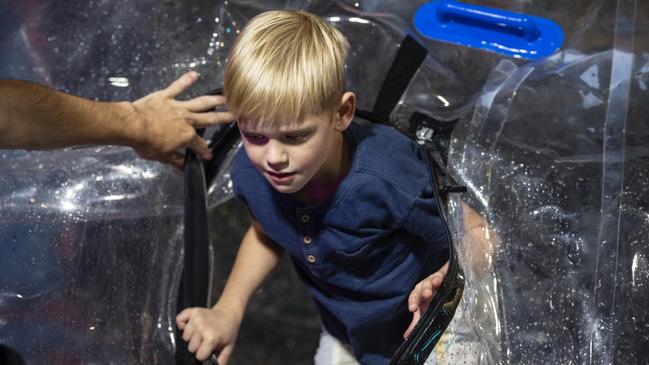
[0,72,235,167]
[215,217,284,318]
[176,217,284,363]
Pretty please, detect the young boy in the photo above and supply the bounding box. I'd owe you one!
[176,10,449,365]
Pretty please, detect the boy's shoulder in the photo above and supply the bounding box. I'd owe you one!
[348,118,431,192]
[230,145,265,193]
[231,143,254,175]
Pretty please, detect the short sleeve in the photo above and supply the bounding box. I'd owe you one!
[230,148,256,219]
[231,171,246,203]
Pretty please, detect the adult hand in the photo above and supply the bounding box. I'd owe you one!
[176,305,242,364]
[403,261,449,339]
[129,71,235,168]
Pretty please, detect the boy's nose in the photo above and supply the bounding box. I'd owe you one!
[266,141,288,171]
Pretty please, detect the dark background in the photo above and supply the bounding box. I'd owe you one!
[208,199,321,364]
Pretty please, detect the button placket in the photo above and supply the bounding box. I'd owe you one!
[297,210,318,266]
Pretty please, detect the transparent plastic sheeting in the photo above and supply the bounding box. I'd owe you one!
[0,148,188,363]
[0,0,647,364]
[437,1,649,364]
[0,1,421,363]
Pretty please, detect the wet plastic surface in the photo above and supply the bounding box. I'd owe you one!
[1,0,648,364]
[442,1,649,364]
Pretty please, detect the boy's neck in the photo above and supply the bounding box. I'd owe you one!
[294,133,349,205]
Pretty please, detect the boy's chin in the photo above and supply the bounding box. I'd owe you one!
[272,185,299,194]
[268,180,305,194]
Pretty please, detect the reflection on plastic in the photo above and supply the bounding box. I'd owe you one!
[1,0,648,364]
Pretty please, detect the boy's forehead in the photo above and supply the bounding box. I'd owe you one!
[237,112,329,132]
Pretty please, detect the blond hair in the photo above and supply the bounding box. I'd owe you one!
[224,10,349,125]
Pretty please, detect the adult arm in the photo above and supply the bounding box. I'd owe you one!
[0,71,235,167]
[176,217,284,364]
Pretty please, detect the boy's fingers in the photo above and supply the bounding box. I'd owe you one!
[196,341,217,362]
[441,261,449,273]
[176,309,192,328]
[182,322,195,342]
[163,71,199,98]
[408,287,421,311]
[409,297,425,312]
[176,319,187,330]
[421,277,433,294]
[188,333,202,353]
[218,346,234,365]
[431,273,444,287]
[423,276,441,299]
[403,310,421,339]
[437,262,449,278]
[429,262,450,288]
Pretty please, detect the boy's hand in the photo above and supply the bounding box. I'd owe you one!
[403,261,449,339]
[176,305,242,364]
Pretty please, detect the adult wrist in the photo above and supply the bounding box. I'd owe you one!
[113,101,147,148]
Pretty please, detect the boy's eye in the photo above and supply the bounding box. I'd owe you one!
[284,133,309,143]
[243,133,267,144]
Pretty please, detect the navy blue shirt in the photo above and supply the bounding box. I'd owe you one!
[231,119,449,364]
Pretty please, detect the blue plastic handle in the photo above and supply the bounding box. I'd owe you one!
[413,0,564,59]
[436,0,539,41]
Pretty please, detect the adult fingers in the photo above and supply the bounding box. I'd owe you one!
[157,151,186,170]
[188,111,237,128]
[162,71,200,98]
[178,95,227,112]
[185,135,212,160]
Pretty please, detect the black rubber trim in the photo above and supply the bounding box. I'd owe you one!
[371,34,428,122]
[176,88,237,365]
[389,147,465,365]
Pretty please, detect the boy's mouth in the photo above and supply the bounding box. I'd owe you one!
[266,170,295,178]
[266,170,296,184]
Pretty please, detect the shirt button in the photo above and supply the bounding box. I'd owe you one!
[300,214,310,223]
[307,255,316,263]
[303,236,312,244]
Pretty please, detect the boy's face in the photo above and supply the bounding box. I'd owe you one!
[237,110,343,194]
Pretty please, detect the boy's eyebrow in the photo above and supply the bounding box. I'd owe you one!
[281,126,316,134]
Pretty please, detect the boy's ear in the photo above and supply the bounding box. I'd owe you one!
[334,92,356,132]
